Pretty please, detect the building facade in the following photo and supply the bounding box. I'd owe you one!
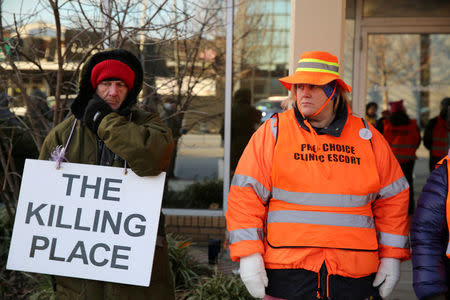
[234,0,450,127]
[234,0,290,101]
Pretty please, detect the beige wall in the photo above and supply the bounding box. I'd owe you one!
[289,0,346,75]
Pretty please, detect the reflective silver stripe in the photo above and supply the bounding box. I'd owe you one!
[377,231,410,249]
[295,58,339,75]
[231,174,271,202]
[297,61,339,73]
[378,176,409,200]
[229,227,264,244]
[270,116,278,140]
[267,210,375,229]
[447,242,450,255]
[272,187,377,207]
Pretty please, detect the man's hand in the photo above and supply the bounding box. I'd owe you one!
[373,257,401,298]
[83,94,113,134]
[240,253,268,298]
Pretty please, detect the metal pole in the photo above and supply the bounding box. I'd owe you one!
[102,0,111,49]
[223,0,233,213]
[140,0,147,54]
[139,0,147,102]
[173,0,179,75]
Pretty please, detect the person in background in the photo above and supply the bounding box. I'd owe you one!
[226,51,410,300]
[160,95,180,136]
[375,109,391,131]
[379,100,421,214]
[0,92,39,178]
[39,49,175,300]
[0,92,19,126]
[26,88,53,139]
[424,97,450,172]
[411,152,450,300]
[365,101,378,126]
[220,88,261,173]
[29,88,53,122]
[140,92,162,115]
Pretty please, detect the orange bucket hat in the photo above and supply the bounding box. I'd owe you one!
[279,51,352,93]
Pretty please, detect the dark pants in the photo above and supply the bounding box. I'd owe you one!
[266,264,380,300]
[55,237,175,300]
[400,160,415,215]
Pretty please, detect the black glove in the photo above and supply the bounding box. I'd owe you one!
[83,94,113,133]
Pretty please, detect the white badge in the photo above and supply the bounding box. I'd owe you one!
[359,128,372,140]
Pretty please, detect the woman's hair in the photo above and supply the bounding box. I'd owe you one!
[336,87,349,112]
[281,86,296,110]
[365,102,378,113]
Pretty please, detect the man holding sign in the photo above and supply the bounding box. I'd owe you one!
[38,49,175,299]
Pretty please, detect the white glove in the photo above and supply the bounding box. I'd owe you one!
[372,257,401,298]
[239,253,268,298]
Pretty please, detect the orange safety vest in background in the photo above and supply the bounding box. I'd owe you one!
[226,108,411,279]
[432,116,449,159]
[382,119,419,163]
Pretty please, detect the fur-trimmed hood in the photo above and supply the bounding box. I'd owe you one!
[71,48,143,119]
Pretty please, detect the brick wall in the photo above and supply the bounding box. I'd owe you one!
[165,215,226,247]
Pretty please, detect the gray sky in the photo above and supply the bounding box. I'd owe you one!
[3,0,54,25]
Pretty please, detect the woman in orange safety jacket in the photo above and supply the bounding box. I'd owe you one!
[225,51,410,300]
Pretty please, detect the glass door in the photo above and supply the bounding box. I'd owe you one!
[365,33,450,128]
[351,18,450,233]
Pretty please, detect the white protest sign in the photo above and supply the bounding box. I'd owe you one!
[7,159,165,287]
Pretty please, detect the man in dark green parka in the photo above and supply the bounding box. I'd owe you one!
[39,49,175,299]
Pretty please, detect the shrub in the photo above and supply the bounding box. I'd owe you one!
[167,233,252,300]
[0,206,13,262]
[183,271,253,300]
[166,233,211,291]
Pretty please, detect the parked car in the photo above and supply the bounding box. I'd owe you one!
[253,96,288,123]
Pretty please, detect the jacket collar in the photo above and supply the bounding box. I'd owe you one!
[293,99,348,137]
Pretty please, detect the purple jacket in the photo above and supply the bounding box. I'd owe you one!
[411,162,450,299]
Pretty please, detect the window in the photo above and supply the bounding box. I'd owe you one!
[363,0,450,18]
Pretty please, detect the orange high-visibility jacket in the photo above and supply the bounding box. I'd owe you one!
[440,157,450,259]
[226,108,411,278]
[432,116,449,159]
[382,119,420,163]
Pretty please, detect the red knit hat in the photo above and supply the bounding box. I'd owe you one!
[389,100,406,113]
[90,59,135,90]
